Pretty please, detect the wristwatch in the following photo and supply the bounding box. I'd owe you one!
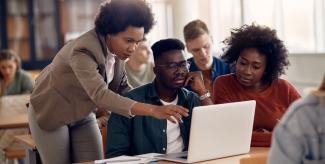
[199,91,211,100]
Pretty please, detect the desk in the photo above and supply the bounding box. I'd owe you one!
[0,95,30,162]
[0,114,29,163]
[0,94,30,116]
[0,114,28,129]
[0,94,30,129]
[79,147,269,164]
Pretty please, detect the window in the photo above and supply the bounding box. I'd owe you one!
[147,0,173,45]
[34,0,60,60]
[209,0,325,53]
[6,0,30,60]
[210,0,241,52]
[60,0,102,42]
[2,0,62,69]
[282,0,315,53]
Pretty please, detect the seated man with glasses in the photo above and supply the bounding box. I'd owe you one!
[106,38,213,158]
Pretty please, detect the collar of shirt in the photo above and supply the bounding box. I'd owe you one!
[106,48,116,84]
[146,80,189,107]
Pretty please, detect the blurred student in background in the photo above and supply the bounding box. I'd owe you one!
[183,19,230,99]
[125,40,155,88]
[0,49,33,96]
[0,49,33,163]
[268,74,325,164]
[213,24,301,147]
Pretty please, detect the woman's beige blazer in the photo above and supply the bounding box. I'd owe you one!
[30,29,136,131]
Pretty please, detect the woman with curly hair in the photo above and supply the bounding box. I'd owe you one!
[213,24,301,147]
[27,0,188,163]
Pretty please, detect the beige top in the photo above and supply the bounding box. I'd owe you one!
[30,29,136,131]
[124,62,155,88]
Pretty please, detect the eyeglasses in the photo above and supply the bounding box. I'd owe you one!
[155,61,190,72]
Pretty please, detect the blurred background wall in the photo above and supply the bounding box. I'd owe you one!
[0,0,324,94]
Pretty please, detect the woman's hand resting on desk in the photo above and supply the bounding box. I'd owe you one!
[131,103,189,123]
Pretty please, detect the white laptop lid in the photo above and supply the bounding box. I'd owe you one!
[157,100,256,163]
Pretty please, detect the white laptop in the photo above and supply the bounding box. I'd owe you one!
[156,100,256,163]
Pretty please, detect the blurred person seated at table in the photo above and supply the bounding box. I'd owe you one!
[0,49,33,162]
[0,49,33,96]
[268,74,325,164]
[183,19,230,97]
[125,39,155,88]
[213,24,301,147]
[106,39,213,158]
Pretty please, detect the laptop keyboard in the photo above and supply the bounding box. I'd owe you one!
[180,155,188,159]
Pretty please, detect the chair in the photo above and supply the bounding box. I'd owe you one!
[100,126,107,153]
[13,126,107,164]
[240,155,268,164]
[2,149,25,164]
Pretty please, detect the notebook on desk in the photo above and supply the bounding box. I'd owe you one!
[156,100,256,163]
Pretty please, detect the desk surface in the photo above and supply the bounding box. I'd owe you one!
[80,147,269,164]
[0,114,28,129]
[0,94,30,129]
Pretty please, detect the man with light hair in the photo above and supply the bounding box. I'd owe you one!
[183,19,230,99]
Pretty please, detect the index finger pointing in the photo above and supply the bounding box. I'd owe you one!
[174,105,189,117]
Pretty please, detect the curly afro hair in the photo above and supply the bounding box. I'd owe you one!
[222,24,289,83]
[95,0,155,36]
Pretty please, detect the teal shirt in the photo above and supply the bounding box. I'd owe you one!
[106,81,201,158]
[5,69,33,95]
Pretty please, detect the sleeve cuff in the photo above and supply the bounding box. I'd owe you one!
[128,102,137,117]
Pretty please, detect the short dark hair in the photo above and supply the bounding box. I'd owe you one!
[151,39,185,62]
[183,19,210,42]
[95,0,155,36]
[222,24,289,83]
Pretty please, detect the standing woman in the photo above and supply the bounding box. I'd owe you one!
[28,0,188,163]
[0,50,33,96]
[213,24,301,147]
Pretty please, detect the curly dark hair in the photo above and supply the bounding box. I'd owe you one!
[222,24,289,83]
[95,0,155,36]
